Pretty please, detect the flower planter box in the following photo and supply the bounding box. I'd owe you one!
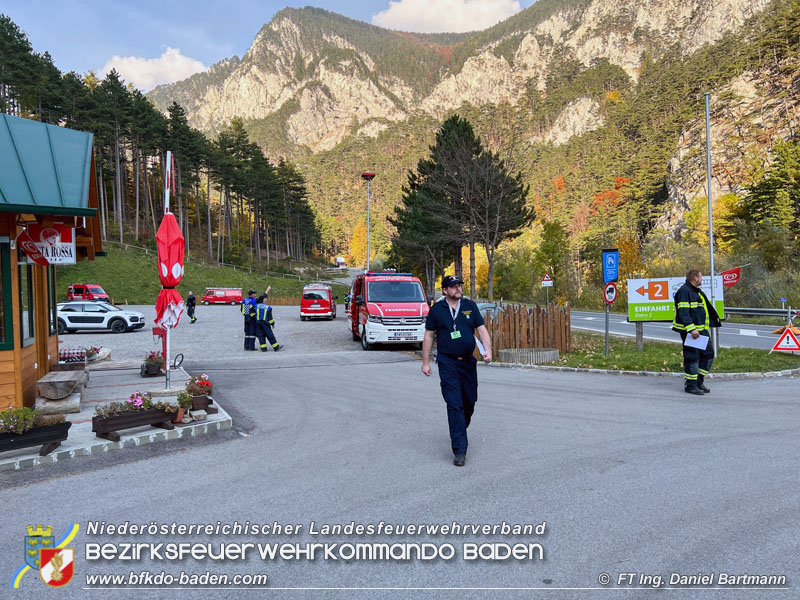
[92,408,174,442]
[140,363,164,377]
[0,422,72,456]
[190,395,209,411]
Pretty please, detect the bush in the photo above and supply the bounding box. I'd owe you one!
[0,407,65,434]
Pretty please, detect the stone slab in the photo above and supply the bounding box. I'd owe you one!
[34,391,81,415]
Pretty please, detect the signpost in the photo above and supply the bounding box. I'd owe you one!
[603,282,618,357]
[626,276,724,322]
[541,273,553,304]
[602,248,619,283]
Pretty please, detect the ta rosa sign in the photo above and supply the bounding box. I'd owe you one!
[25,224,76,265]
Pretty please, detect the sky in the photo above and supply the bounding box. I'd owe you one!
[3,0,535,91]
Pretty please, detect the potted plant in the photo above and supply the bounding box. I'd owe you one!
[174,391,193,423]
[0,407,71,456]
[141,351,165,377]
[186,374,213,410]
[92,391,177,441]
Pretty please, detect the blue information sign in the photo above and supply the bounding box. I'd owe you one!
[602,249,619,284]
[780,297,787,303]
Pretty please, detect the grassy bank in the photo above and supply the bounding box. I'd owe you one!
[550,331,800,373]
[57,247,350,305]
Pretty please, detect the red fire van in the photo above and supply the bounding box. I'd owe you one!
[300,283,337,320]
[348,271,429,350]
[67,283,110,302]
[201,288,242,305]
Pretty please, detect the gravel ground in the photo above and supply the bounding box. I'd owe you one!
[59,304,418,366]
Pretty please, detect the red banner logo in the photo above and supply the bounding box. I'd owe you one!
[721,267,740,287]
[17,230,50,265]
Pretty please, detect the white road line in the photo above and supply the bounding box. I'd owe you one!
[739,329,758,337]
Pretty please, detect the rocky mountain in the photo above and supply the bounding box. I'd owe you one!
[150,0,767,150]
[148,0,797,245]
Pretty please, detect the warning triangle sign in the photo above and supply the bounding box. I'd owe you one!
[542,273,552,281]
[771,328,800,353]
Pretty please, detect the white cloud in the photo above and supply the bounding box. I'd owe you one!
[372,0,522,33]
[100,47,206,91]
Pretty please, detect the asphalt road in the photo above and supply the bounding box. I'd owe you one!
[2,310,798,598]
[571,310,788,351]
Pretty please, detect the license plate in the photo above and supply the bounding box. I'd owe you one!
[312,304,320,308]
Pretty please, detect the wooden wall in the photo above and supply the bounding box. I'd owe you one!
[0,214,59,409]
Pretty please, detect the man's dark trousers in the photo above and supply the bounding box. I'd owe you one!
[437,354,478,455]
[244,318,257,350]
[679,331,714,386]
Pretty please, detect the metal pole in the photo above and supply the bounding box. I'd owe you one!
[546,286,549,305]
[704,93,718,356]
[366,179,371,270]
[164,151,172,390]
[605,303,610,357]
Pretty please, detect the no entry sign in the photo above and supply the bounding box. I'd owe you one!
[604,282,618,304]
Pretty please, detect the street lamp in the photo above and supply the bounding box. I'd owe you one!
[361,172,375,270]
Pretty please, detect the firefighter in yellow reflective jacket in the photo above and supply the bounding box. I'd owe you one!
[672,269,721,395]
[241,290,258,351]
[255,295,282,352]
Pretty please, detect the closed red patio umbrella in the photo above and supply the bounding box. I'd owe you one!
[154,151,184,389]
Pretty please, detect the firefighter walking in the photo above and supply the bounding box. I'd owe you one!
[672,269,721,395]
[242,289,258,351]
[255,294,282,352]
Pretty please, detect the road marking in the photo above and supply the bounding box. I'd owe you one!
[739,329,758,337]
[584,317,595,320]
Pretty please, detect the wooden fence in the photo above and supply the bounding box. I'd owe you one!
[483,302,571,355]
[268,297,301,306]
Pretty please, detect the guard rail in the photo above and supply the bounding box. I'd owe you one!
[724,307,796,318]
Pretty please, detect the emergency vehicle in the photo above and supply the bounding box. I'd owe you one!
[67,283,110,302]
[348,271,429,350]
[201,287,242,305]
[300,283,337,320]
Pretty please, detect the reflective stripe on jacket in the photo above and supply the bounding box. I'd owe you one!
[672,280,721,334]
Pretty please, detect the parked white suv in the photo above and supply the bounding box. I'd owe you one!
[56,302,145,334]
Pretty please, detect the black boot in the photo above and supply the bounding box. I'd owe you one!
[697,376,710,393]
[684,381,704,396]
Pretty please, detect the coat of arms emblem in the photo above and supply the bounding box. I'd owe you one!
[24,525,54,569]
[39,548,75,587]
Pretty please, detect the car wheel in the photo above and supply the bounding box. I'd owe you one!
[300,316,307,321]
[230,300,236,305]
[110,319,127,334]
[204,300,210,305]
[360,326,372,351]
[57,319,68,335]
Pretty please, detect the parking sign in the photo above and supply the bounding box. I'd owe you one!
[602,249,619,283]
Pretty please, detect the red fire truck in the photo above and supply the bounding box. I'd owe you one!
[348,271,429,350]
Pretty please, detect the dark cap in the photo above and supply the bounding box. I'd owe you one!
[248,289,257,296]
[256,295,266,303]
[441,275,464,288]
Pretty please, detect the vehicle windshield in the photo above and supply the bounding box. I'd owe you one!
[367,281,425,303]
[88,287,105,293]
[304,291,329,300]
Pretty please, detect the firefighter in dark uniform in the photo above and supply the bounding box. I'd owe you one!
[672,269,721,395]
[255,294,282,351]
[186,291,197,323]
[422,275,492,467]
[241,289,258,351]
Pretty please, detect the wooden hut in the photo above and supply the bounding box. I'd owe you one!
[0,114,102,408]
